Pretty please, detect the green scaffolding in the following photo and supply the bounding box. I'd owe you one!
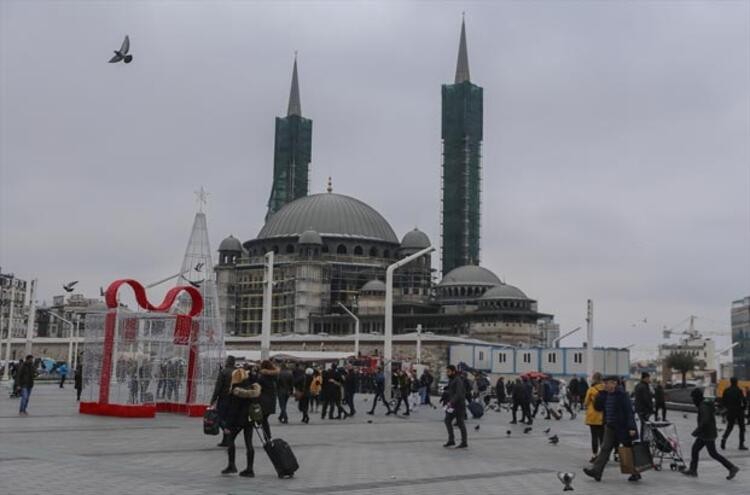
[441,80,483,276]
[267,114,312,219]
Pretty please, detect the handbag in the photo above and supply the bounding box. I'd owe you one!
[248,403,264,424]
[619,443,653,474]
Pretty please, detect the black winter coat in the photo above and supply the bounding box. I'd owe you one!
[446,374,467,416]
[257,372,277,415]
[722,385,746,414]
[633,381,653,415]
[17,362,35,389]
[594,388,638,444]
[693,400,718,441]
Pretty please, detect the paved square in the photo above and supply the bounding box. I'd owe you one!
[1,384,748,495]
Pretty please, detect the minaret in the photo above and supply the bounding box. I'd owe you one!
[266,54,313,220]
[441,16,483,276]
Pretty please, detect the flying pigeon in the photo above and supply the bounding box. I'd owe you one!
[544,428,551,434]
[99,286,105,297]
[523,426,533,434]
[557,472,575,492]
[189,279,204,288]
[108,35,133,64]
[195,262,204,272]
[63,281,78,293]
[549,435,559,445]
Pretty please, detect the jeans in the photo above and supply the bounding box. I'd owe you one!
[444,411,467,445]
[418,386,427,405]
[19,387,31,413]
[591,426,631,476]
[723,413,746,447]
[278,393,290,422]
[689,438,735,473]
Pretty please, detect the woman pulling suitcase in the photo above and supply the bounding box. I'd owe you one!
[223,368,262,477]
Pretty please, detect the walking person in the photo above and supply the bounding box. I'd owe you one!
[583,375,641,483]
[74,359,83,401]
[584,372,605,463]
[343,365,357,416]
[569,377,580,411]
[210,355,236,447]
[510,378,525,424]
[257,360,279,439]
[367,366,392,415]
[683,387,740,480]
[521,377,533,424]
[17,355,35,415]
[420,369,434,406]
[633,372,654,440]
[295,368,314,424]
[495,376,506,408]
[442,365,468,448]
[577,377,589,411]
[559,379,577,420]
[653,381,667,422]
[222,368,261,477]
[58,362,68,388]
[310,369,322,413]
[721,377,747,451]
[277,364,293,424]
[394,370,412,416]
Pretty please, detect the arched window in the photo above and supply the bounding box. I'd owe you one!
[369,246,378,257]
[285,244,295,254]
[337,244,347,255]
[460,287,466,297]
[354,245,364,255]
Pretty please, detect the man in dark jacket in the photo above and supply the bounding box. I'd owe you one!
[366,367,392,415]
[443,365,467,448]
[510,378,525,424]
[393,370,412,416]
[683,388,739,479]
[419,369,434,406]
[211,355,236,447]
[633,372,653,440]
[584,376,640,482]
[495,377,506,406]
[721,377,747,450]
[343,365,357,416]
[276,364,294,424]
[17,354,35,415]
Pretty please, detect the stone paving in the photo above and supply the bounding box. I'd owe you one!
[1,383,749,495]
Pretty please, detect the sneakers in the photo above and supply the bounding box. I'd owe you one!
[727,466,739,480]
[628,474,641,482]
[443,441,455,448]
[582,468,601,482]
[455,443,468,449]
[739,445,748,451]
[221,465,238,475]
[682,470,698,477]
[239,469,255,478]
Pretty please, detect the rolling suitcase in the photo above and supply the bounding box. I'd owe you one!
[254,423,299,478]
[468,401,484,419]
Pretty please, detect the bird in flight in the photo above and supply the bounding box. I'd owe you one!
[63,281,78,293]
[189,279,204,289]
[109,35,133,64]
[194,262,204,272]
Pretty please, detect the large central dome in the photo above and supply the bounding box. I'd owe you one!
[257,192,399,244]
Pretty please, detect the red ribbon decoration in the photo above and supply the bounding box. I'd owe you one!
[99,279,204,405]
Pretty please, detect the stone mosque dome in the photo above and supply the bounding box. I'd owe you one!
[258,193,399,244]
[481,284,528,300]
[219,235,243,252]
[438,265,502,287]
[298,229,323,245]
[360,279,386,293]
[400,228,431,250]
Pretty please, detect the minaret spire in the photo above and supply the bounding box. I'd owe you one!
[454,15,471,84]
[287,52,302,117]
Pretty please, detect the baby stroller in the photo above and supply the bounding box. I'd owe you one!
[644,421,687,472]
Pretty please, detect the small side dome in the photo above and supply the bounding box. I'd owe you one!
[481,284,528,300]
[360,279,386,293]
[438,265,501,287]
[219,235,243,252]
[400,228,431,250]
[298,229,323,245]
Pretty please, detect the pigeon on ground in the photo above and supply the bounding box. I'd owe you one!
[474,425,480,431]
[367,420,373,424]
[557,471,575,491]
[683,414,688,419]
[63,281,78,293]
[549,435,559,445]
[524,426,533,434]
[544,427,551,434]
[506,430,511,436]
[109,35,133,63]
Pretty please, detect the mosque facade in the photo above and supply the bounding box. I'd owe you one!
[215,19,557,347]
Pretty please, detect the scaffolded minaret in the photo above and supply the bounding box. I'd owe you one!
[266,54,313,220]
[441,16,483,276]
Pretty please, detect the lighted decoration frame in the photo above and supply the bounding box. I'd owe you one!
[79,279,222,418]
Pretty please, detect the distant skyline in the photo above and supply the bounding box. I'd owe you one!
[1,1,748,359]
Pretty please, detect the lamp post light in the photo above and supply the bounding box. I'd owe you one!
[24,279,37,356]
[2,279,16,381]
[338,302,360,357]
[384,245,435,401]
[261,251,274,360]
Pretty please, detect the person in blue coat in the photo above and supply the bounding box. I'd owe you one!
[584,376,641,482]
[58,362,69,388]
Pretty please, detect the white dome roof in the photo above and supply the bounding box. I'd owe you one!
[438,265,501,287]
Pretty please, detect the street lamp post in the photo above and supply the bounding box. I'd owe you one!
[46,311,75,366]
[261,251,274,360]
[337,302,360,357]
[416,324,422,364]
[384,246,435,401]
[586,300,594,381]
[552,326,582,348]
[24,279,37,356]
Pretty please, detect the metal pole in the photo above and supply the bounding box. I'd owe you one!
[2,284,15,380]
[337,302,359,357]
[261,251,274,360]
[73,316,80,369]
[586,300,594,381]
[552,326,582,348]
[24,279,36,356]
[416,324,422,364]
[46,311,75,365]
[384,246,435,401]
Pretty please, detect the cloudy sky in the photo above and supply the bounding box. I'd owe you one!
[1,1,748,357]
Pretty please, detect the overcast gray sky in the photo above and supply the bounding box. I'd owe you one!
[1,1,748,357]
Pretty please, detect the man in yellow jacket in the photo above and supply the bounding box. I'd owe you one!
[584,372,605,463]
